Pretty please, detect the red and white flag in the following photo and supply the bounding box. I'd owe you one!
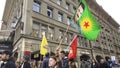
[68,35,78,60]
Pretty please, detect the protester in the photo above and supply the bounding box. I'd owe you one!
[41,52,49,68]
[0,55,3,67]
[95,55,110,68]
[95,55,102,68]
[54,49,62,68]
[99,58,109,68]
[55,49,59,57]
[117,59,120,66]
[19,55,31,68]
[80,54,91,68]
[60,51,69,68]
[36,61,39,68]
[49,56,62,68]
[69,59,77,68]
[0,51,16,68]
[105,56,112,68]
[38,60,42,68]
[15,61,20,68]
[50,51,56,57]
[91,59,97,68]
[32,60,39,68]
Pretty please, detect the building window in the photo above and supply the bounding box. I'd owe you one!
[31,44,39,52]
[33,1,41,12]
[67,17,71,25]
[47,7,53,18]
[32,22,40,37]
[41,24,47,38]
[48,27,54,40]
[84,41,88,47]
[73,7,76,13]
[81,38,85,47]
[66,36,68,43]
[67,33,73,43]
[66,2,70,10]
[57,0,62,5]
[58,30,64,41]
[11,18,17,28]
[78,37,81,47]
[58,12,63,22]
[63,33,68,43]
[69,33,73,41]
[17,7,22,19]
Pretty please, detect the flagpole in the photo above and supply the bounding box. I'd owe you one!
[57,24,70,50]
[66,34,83,50]
[56,17,81,51]
[66,35,78,50]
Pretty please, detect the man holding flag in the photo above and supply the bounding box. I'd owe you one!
[40,32,49,68]
[68,35,78,68]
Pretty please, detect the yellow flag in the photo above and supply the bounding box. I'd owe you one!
[40,35,48,55]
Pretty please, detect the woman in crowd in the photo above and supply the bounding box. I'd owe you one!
[80,54,91,68]
[49,56,61,68]
[91,59,97,68]
[15,61,20,68]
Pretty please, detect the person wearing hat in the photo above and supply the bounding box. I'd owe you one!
[20,55,31,68]
[0,50,16,68]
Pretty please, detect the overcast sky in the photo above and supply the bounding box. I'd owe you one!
[0,0,120,29]
[96,0,120,25]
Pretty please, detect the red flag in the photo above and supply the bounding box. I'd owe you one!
[68,35,78,60]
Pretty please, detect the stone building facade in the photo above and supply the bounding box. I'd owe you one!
[2,0,120,60]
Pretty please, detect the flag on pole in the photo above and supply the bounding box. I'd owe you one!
[40,34,48,55]
[72,0,101,41]
[68,35,78,60]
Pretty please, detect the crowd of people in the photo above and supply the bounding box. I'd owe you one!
[0,50,120,68]
[0,51,32,68]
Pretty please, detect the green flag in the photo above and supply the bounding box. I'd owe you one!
[72,0,101,41]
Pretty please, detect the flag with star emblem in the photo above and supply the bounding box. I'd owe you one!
[72,0,101,41]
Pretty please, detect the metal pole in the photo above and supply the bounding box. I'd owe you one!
[57,24,70,50]
[89,41,94,59]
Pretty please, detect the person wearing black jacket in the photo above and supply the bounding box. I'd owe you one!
[105,56,112,68]
[1,51,16,68]
[95,55,110,68]
[91,59,97,68]
[20,55,31,68]
[60,51,69,68]
[41,52,50,68]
